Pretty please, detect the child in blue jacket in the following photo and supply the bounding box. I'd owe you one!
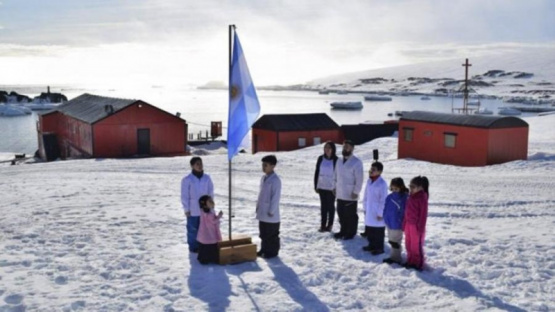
[382,177,409,264]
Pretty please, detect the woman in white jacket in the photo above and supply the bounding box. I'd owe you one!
[362,161,388,255]
[314,141,338,232]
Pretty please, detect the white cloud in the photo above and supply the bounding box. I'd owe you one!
[1,41,551,87]
[0,0,553,86]
[0,42,228,87]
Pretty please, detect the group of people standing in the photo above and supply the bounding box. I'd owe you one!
[180,140,429,271]
[181,155,282,264]
[314,140,429,271]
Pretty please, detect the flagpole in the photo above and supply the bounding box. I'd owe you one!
[228,24,235,242]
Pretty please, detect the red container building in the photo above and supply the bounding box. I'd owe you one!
[252,113,341,153]
[398,111,528,166]
[37,93,187,160]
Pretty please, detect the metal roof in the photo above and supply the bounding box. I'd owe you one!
[400,111,528,129]
[48,93,138,124]
[252,113,340,131]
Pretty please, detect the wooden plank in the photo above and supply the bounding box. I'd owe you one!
[219,243,257,265]
[218,234,252,248]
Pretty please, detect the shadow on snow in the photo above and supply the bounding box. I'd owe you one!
[418,269,526,312]
[266,257,330,312]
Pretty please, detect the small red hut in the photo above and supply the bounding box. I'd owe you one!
[398,111,528,166]
[252,113,341,153]
[38,93,187,160]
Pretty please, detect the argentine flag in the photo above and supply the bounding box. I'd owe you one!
[227,32,261,160]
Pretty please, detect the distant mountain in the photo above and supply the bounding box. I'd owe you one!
[305,47,555,103]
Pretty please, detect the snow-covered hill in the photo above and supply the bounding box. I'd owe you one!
[307,47,555,104]
[0,115,554,311]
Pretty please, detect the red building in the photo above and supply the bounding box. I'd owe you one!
[38,93,187,160]
[398,111,528,166]
[252,113,341,153]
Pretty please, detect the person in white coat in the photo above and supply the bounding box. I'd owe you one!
[314,141,338,232]
[256,155,282,259]
[362,161,388,255]
[333,140,364,240]
[181,157,214,253]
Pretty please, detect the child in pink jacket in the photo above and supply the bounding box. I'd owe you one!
[403,176,429,271]
[196,195,223,264]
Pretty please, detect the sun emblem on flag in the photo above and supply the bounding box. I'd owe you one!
[231,85,240,100]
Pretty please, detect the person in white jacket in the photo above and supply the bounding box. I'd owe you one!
[333,140,364,240]
[181,157,214,253]
[362,161,388,255]
[314,141,338,232]
[256,155,282,259]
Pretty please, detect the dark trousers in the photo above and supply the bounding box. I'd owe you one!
[337,199,358,238]
[318,190,335,228]
[366,226,385,251]
[197,242,219,264]
[259,221,280,257]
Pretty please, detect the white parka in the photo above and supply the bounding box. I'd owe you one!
[362,176,388,227]
[334,155,364,201]
[181,173,214,217]
[256,172,282,223]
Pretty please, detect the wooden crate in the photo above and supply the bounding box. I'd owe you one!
[218,234,257,265]
[218,234,253,248]
[219,243,257,265]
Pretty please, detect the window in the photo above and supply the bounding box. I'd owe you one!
[444,133,457,148]
[298,137,306,147]
[403,128,414,142]
[313,137,321,145]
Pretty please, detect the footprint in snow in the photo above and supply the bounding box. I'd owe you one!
[0,304,26,312]
[71,300,86,310]
[57,265,70,272]
[4,294,24,304]
[55,276,68,285]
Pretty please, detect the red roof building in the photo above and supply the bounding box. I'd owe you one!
[398,111,528,166]
[38,93,187,160]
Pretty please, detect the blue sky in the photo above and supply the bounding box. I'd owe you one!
[0,0,553,86]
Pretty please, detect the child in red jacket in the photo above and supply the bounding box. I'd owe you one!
[403,176,429,271]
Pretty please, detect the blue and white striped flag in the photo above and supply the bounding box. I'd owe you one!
[227,32,261,160]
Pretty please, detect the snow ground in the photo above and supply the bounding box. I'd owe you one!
[0,153,14,163]
[0,115,554,311]
[189,141,228,156]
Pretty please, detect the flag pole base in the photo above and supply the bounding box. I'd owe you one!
[218,233,257,265]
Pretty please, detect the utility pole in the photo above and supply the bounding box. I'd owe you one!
[462,58,472,115]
